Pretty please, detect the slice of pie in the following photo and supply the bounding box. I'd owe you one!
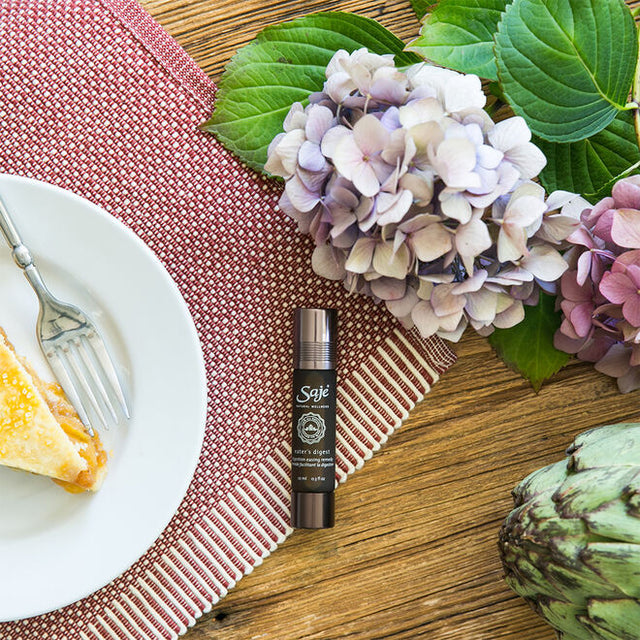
[0,328,107,492]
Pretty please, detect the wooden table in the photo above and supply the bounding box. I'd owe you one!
[141,1,640,638]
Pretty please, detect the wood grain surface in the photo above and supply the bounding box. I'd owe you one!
[140,1,640,638]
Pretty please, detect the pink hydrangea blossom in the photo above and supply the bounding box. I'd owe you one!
[600,252,640,326]
[554,178,640,392]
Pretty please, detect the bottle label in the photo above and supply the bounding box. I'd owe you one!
[291,369,336,493]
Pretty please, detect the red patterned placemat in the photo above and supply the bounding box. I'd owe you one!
[0,1,456,638]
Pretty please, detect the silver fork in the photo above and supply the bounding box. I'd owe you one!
[0,192,130,436]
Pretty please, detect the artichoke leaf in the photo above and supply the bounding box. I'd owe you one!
[538,598,594,639]
[581,543,640,598]
[550,534,595,566]
[514,460,569,504]
[504,570,552,600]
[533,515,585,542]
[579,615,632,640]
[584,498,640,545]
[584,598,640,640]
[511,545,622,602]
[554,467,640,517]
[541,554,624,601]
[569,426,640,470]
[503,554,572,601]
[513,495,573,530]
[517,497,586,545]
[569,424,640,453]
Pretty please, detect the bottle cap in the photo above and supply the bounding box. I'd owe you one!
[291,491,335,529]
[293,308,337,370]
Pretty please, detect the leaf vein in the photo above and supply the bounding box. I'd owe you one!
[535,1,629,109]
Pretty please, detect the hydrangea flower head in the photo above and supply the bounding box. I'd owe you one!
[266,48,579,342]
[554,176,640,392]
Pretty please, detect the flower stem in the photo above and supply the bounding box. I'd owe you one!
[451,256,467,283]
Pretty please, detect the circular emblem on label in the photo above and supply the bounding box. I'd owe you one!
[296,412,326,445]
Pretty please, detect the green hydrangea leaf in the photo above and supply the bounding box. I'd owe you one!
[536,110,640,201]
[489,293,569,392]
[409,0,433,21]
[202,12,421,172]
[494,0,638,143]
[582,159,640,204]
[407,0,511,80]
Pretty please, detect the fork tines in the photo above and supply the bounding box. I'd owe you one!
[44,331,129,437]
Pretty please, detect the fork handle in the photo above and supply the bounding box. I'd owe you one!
[0,193,53,303]
[0,192,24,248]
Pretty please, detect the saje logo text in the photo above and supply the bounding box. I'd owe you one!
[296,384,330,404]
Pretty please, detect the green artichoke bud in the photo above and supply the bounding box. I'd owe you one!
[498,422,640,639]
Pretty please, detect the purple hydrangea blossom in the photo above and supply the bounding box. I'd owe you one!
[265,48,581,342]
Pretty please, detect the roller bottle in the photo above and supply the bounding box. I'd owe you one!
[290,308,337,529]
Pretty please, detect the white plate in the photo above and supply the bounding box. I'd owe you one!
[0,174,207,622]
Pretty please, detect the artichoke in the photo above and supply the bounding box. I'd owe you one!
[499,422,640,640]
